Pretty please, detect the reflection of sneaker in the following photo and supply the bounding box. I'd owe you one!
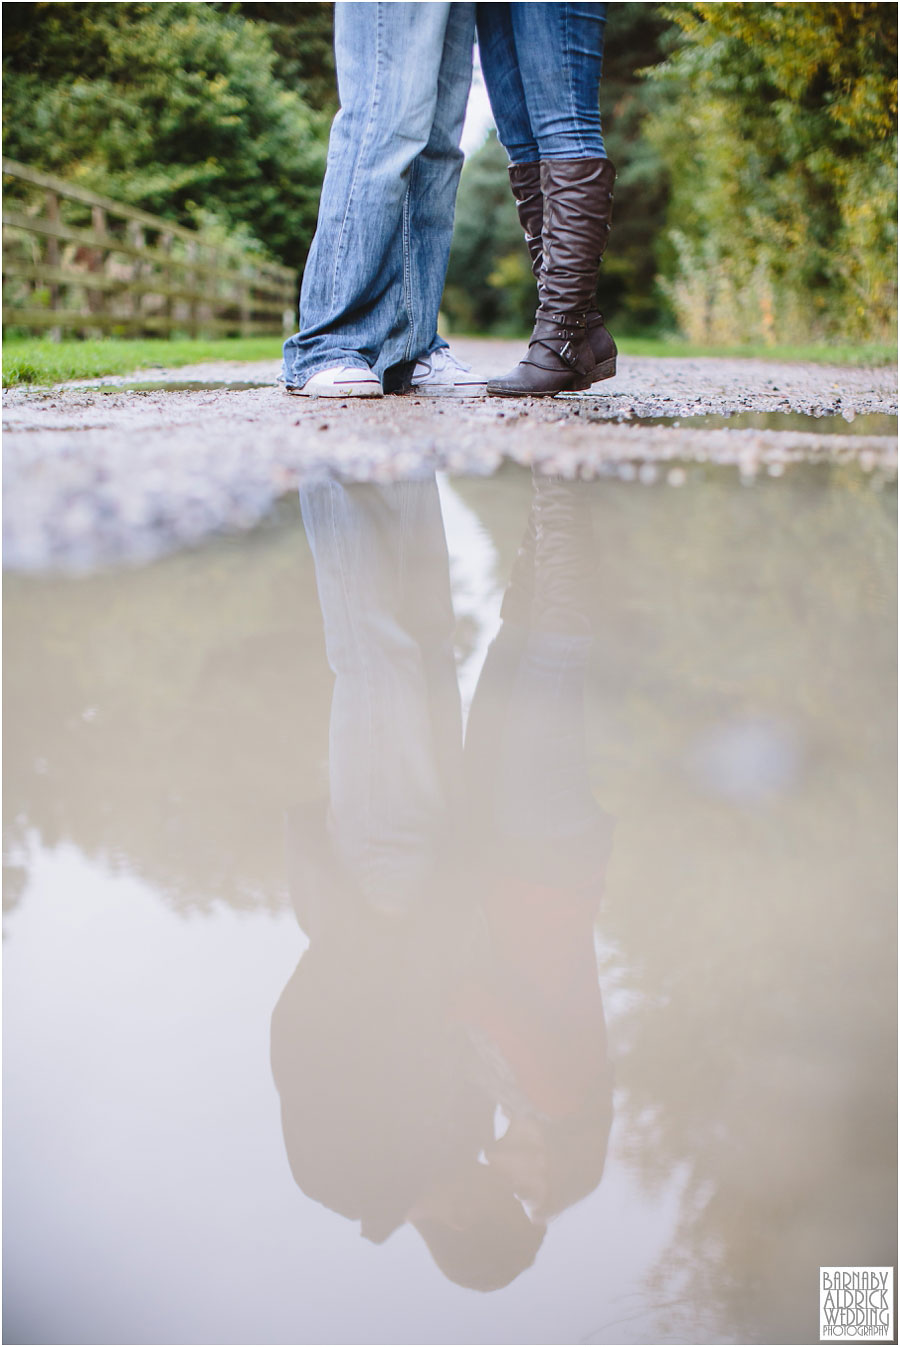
[404,347,486,397]
[285,366,383,397]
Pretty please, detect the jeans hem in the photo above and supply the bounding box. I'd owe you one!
[538,148,608,161]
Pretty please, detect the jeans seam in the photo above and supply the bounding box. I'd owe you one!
[401,157,416,363]
[330,3,384,310]
[563,7,586,160]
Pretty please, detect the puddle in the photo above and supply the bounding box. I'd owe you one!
[3,462,896,1345]
[593,410,899,435]
[79,379,272,393]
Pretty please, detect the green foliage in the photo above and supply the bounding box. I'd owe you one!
[613,337,897,365]
[2,2,331,272]
[226,2,337,114]
[595,2,677,332]
[646,2,898,343]
[443,132,537,334]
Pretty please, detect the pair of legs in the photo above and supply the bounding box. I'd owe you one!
[476,4,616,397]
[283,3,476,394]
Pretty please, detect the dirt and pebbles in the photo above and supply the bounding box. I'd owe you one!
[3,338,896,571]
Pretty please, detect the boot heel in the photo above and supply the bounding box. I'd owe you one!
[588,357,617,383]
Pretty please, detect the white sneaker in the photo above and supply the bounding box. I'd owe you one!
[286,366,383,397]
[406,347,486,396]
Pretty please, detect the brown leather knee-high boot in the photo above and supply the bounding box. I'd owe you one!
[506,161,617,386]
[488,158,616,397]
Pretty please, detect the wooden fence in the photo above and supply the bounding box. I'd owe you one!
[2,158,297,339]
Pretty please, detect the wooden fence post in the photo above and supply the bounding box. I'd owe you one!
[127,220,145,335]
[45,189,62,342]
[186,241,199,338]
[240,264,251,339]
[86,204,108,337]
[160,230,174,336]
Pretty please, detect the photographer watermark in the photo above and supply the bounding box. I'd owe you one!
[820,1267,894,1341]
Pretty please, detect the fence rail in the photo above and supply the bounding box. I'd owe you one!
[2,158,297,339]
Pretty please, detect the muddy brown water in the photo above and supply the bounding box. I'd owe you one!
[3,461,896,1345]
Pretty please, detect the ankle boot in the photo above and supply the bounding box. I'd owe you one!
[507,161,617,384]
[488,158,616,398]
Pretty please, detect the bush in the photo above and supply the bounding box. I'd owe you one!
[646,3,898,344]
[2,2,331,272]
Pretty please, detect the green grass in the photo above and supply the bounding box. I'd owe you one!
[614,336,898,366]
[464,330,896,366]
[2,336,284,387]
[3,333,896,387]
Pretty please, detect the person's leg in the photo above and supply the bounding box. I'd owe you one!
[474,2,545,325]
[283,3,464,391]
[380,2,477,389]
[486,3,615,397]
[475,4,539,166]
[510,2,607,161]
[465,475,611,890]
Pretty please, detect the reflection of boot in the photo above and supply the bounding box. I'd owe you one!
[489,159,616,397]
[507,161,616,383]
[530,475,595,633]
[498,510,536,628]
[500,475,594,634]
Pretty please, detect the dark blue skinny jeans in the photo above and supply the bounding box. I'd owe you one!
[476,2,608,164]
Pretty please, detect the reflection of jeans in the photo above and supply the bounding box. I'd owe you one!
[477,3,607,163]
[283,3,475,390]
[300,478,463,908]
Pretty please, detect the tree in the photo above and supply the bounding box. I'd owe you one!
[596,1,677,332]
[228,2,337,115]
[645,2,898,342]
[2,2,332,271]
[443,131,536,335]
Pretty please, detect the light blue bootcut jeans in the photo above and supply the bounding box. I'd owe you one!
[476,2,608,163]
[283,3,476,392]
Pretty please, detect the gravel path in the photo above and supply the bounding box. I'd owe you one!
[4,340,896,571]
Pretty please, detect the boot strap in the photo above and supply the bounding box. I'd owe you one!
[530,335,590,374]
[538,311,587,330]
[528,311,592,372]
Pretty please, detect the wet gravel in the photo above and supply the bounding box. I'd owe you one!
[4,340,896,571]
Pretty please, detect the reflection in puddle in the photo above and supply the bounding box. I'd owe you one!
[3,460,896,1344]
[597,411,899,435]
[274,476,613,1291]
[74,379,272,393]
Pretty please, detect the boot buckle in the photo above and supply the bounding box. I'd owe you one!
[557,339,580,370]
